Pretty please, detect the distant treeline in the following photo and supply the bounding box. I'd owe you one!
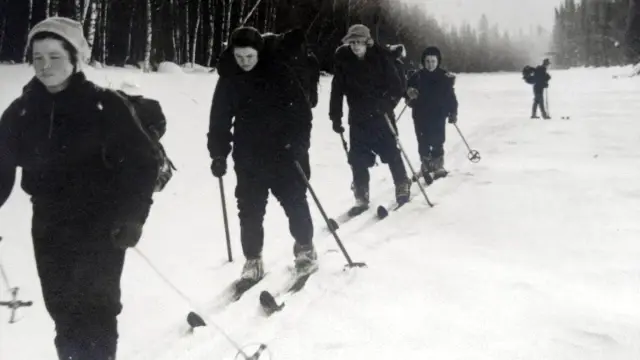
[0,0,554,73]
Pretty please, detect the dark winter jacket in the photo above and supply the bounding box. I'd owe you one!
[533,65,551,89]
[407,68,458,143]
[329,43,405,126]
[208,47,313,169]
[0,73,158,226]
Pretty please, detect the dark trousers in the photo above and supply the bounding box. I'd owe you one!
[348,121,408,190]
[234,158,313,259]
[31,205,125,360]
[532,86,548,117]
[413,117,446,159]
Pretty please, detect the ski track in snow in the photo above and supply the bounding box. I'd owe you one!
[1,64,640,360]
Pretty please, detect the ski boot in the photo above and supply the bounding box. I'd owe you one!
[431,156,448,180]
[240,258,264,282]
[348,183,369,216]
[395,178,411,205]
[293,243,318,275]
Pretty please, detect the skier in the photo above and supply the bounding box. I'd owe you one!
[0,17,159,360]
[208,26,317,282]
[406,46,459,181]
[329,24,411,214]
[531,58,551,119]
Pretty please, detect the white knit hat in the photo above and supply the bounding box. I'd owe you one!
[27,17,91,65]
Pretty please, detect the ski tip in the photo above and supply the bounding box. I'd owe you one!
[186,311,206,328]
[376,205,388,219]
[259,291,284,315]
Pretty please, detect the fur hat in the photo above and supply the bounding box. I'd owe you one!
[27,17,91,65]
[342,24,374,46]
[230,26,264,52]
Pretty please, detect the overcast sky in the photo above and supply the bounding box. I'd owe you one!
[399,0,565,34]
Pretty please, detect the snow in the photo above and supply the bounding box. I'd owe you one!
[1,63,640,360]
[157,61,184,74]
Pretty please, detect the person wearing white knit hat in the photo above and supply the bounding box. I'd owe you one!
[26,16,91,93]
[0,16,160,360]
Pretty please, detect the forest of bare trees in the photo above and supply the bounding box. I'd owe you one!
[0,0,566,73]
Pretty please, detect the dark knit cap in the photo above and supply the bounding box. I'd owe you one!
[230,26,264,51]
[421,46,442,65]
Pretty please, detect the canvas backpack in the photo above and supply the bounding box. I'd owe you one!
[103,90,176,192]
[522,65,536,84]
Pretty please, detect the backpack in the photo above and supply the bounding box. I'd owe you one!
[384,44,408,106]
[263,29,320,108]
[108,90,176,192]
[522,65,536,84]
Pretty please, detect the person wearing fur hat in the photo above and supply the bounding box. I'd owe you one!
[329,24,411,213]
[406,46,459,182]
[531,58,551,119]
[0,17,160,360]
[208,26,317,281]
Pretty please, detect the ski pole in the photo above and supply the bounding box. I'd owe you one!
[0,237,33,324]
[133,248,261,359]
[293,160,366,269]
[339,133,349,162]
[383,113,434,207]
[218,177,233,262]
[452,123,481,163]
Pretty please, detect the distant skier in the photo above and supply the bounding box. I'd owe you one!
[208,27,318,282]
[0,17,160,360]
[330,24,411,214]
[530,58,551,119]
[406,46,458,182]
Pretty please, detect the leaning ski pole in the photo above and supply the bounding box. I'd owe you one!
[218,178,233,262]
[0,237,33,324]
[453,123,481,163]
[133,248,262,360]
[339,133,349,162]
[383,113,434,207]
[293,161,366,269]
[545,88,551,117]
[395,102,409,123]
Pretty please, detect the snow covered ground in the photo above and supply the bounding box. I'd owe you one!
[1,63,639,360]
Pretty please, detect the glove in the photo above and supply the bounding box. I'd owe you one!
[210,157,227,177]
[332,121,345,134]
[448,114,458,124]
[284,143,306,161]
[110,221,144,249]
[406,87,419,100]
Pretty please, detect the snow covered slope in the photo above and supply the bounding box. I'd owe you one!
[0,64,639,360]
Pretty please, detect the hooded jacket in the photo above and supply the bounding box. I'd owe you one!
[208,38,313,168]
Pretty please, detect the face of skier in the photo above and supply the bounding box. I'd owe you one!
[424,55,438,72]
[348,39,368,58]
[32,38,75,93]
[233,47,259,72]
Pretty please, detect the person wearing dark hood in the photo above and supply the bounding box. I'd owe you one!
[531,58,551,119]
[0,17,160,360]
[208,26,317,281]
[330,24,411,214]
[406,46,459,181]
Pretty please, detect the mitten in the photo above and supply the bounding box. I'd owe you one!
[332,121,345,134]
[210,157,227,177]
[110,222,144,249]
